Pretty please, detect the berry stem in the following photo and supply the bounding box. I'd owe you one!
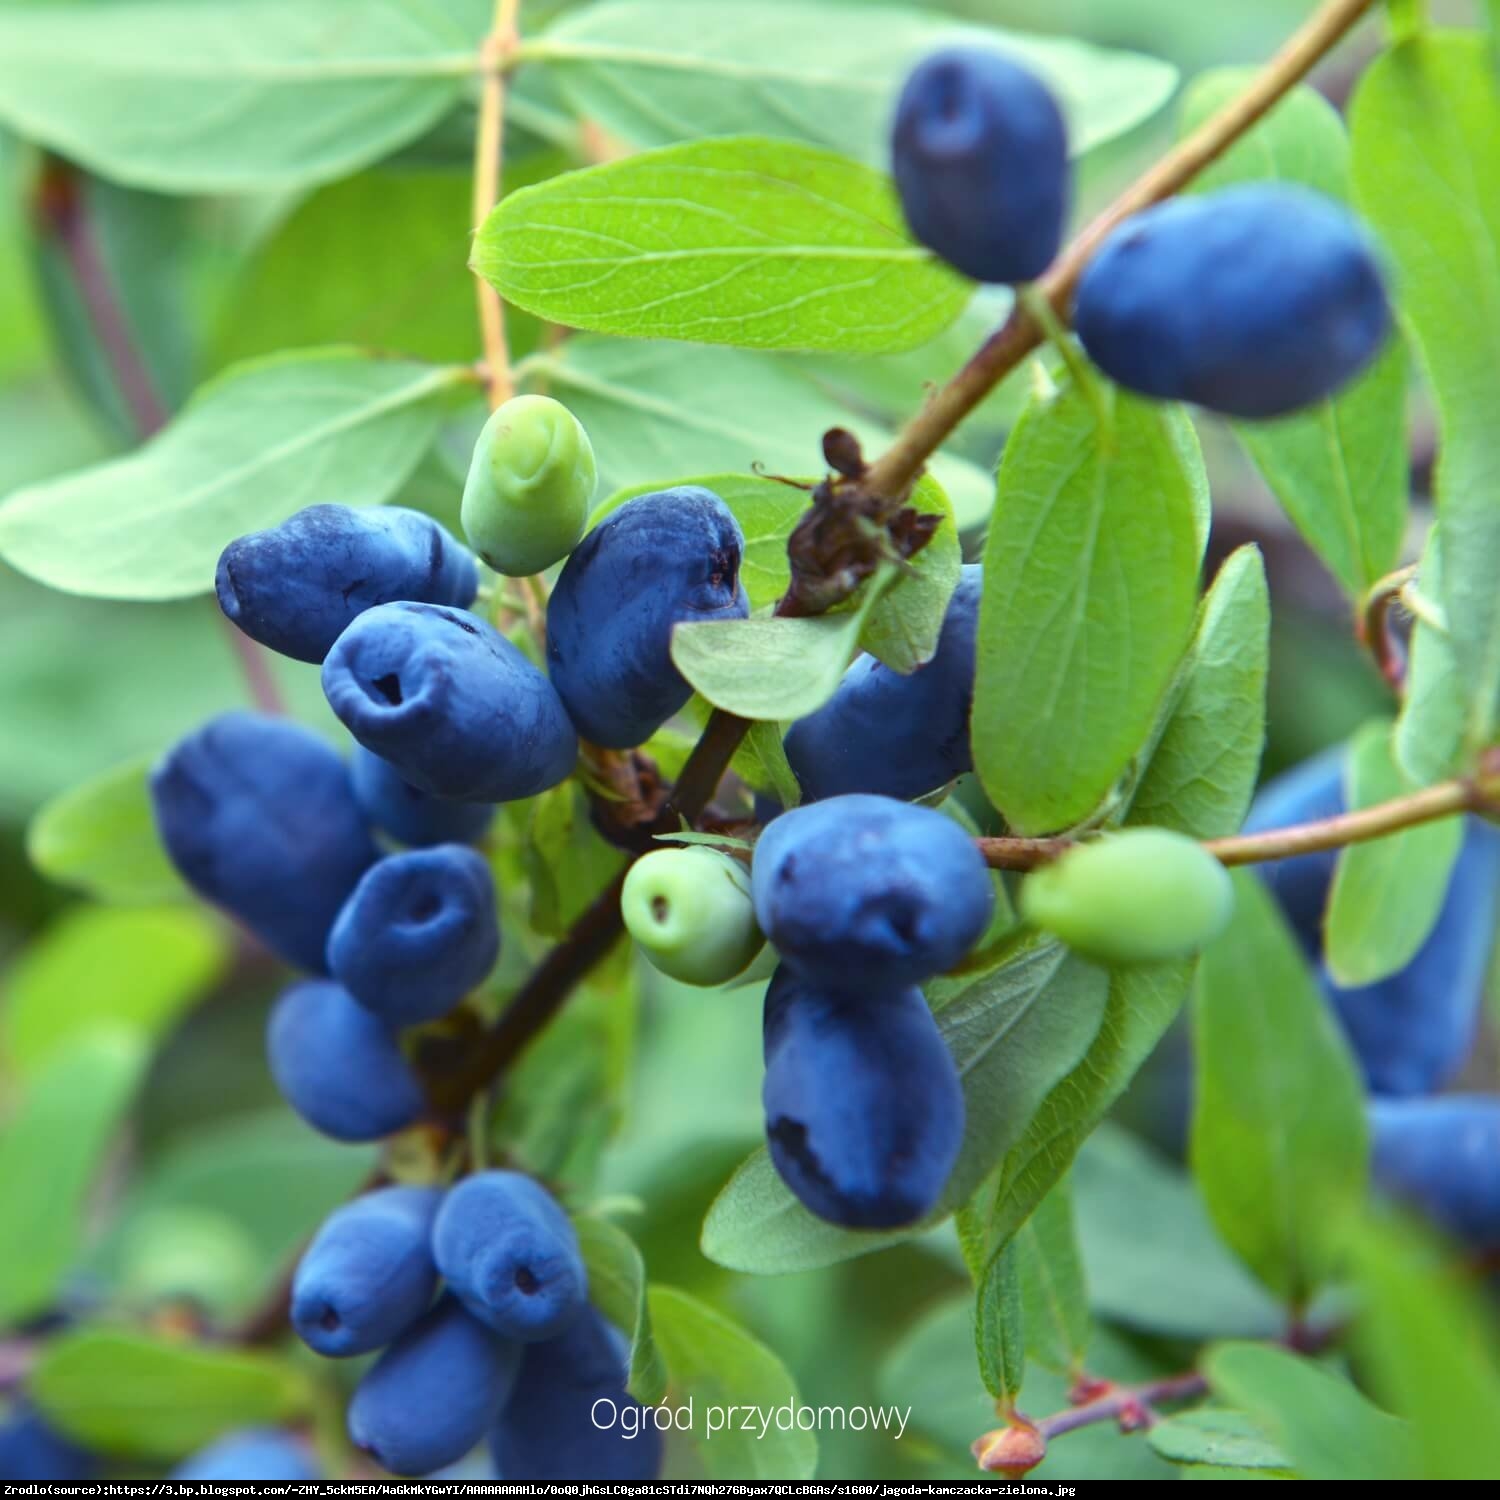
[474,0,522,411]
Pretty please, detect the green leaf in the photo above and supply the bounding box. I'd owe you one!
[1394,526,1466,786]
[1126,545,1270,839]
[1192,873,1369,1304]
[1351,34,1500,747]
[974,1242,1025,1407]
[3,905,226,1075]
[647,1285,818,1480]
[1181,71,1408,601]
[1352,1222,1500,1481]
[0,1031,149,1329]
[523,781,630,939]
[1325,718,1463,985]
[1205,1341,1416,1482]
[26,757,186,905]
[1149,1409,1293,1473]
[1014,1177,1090,1376]
[535,0,1177,166]
[31,1327,310,1460]
[859,482,962,673]
[521,337,995,530]
[573,1216,667,1405]
[0,350,462,600]
[0,0,489,193]
[974,382,1205,835]
[477,136,970,355]
[740,720,802,810]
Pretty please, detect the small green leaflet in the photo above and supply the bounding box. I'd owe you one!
[1148,1408,1292,1473]
[1394,526,1466,786]
[572,1216,667,1404]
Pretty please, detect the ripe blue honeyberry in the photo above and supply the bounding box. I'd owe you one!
[322,602,578,802]
[620,847,764,986]
[1369,1095,1500,1249]
[0,1406,94,1483]
[546,488,749,748]
[151,712,378,972]
[785,565,982,802]
[762,966,964,1228]
[171,1430,318,1481]
[1075,184,1391,419]
[751,794,994,988]
[432,1171,586,1343]
[348,1296,521,1477]
[489,1305,664,1482]
[266,981,425,1142]
[1019,828,1234,964]
[351,745,496,848]
[215,504,478,664]
[891,48,1068,285]
[291,1186,443,1357]
[462,395,597,577]
[327,845,499,1027]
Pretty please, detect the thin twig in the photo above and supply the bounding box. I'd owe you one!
[1036,1370,1207,1440]
[474,0,522,410]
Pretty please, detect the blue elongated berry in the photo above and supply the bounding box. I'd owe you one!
[0,1405,94,1482]
[1369,1095,1500,1249]
[323,602,578,802]
[785,566,982,801]
[1075,184,1391,419]
[215,504,478,664]
[490,1305,663,1482]
[891,48,1069,285]
[266,981,425,1142]
[349,1296,521,1477]
[352,745,495,848]
[546,488,749,748]
[291,1186,443,1357]
[151,712,378,972]
[327,846,499,1027]
[171,1430,318,1481]
[751,794,994,988]
[432,1171,586,1342]
[762,966,964,1228]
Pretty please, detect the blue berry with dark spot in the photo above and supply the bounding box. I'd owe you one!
[327,846,499,1026]
[171,1430,318,1481]
[352,745,495,848]
[216,504,478,664]
[433,1171,586,1343]
[151,712,378,972]
[267,980,425,1142]
[546,488,749,748]
[291,1186,442,1357]
[786,565,982,802]
[751,794,994,988]
[1075,184,1392,419]
[323,602,578,802]
[349,1296,521,1477]
[762,966,964,1228]
[891,48,1069,285]
[1369,1095,1500,1249]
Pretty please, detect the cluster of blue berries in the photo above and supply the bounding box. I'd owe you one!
[892,48,1392,416]
[1245,752,1500,1249]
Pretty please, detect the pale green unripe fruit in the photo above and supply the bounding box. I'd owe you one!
[461,394,596,576]
[1020,828,1233,965]
[622,846,765,986]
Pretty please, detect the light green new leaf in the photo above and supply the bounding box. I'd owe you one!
[573,1216,667,1405]
[535,0,1176,166]
[1325,719,1462,985]
[0,0,488,193]
[3,905,227,1075]
[1192,874,1368,1304]
[477,136,969,354]
[1183,71,1407,601]
[0,1031,149,1330]
[1394,527,1466,788]
[974,1242,1025,1407]
[1205,1341,1415,1482]
[1148,1409,1292,1473]
[1352,35,1500,748]
[648,1286,817,1480]
[0,351,462,600]
[974,383,1205,835]
[1127,545,1269,839]
[1014,1177,1090,1376]
[31,1327,310,1459]
[27,757,185,906]
[859,483,962,674]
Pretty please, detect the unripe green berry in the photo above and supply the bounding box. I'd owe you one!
[461,395,596,576]
[621,846,764,987]
[1020,828,1233,965]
